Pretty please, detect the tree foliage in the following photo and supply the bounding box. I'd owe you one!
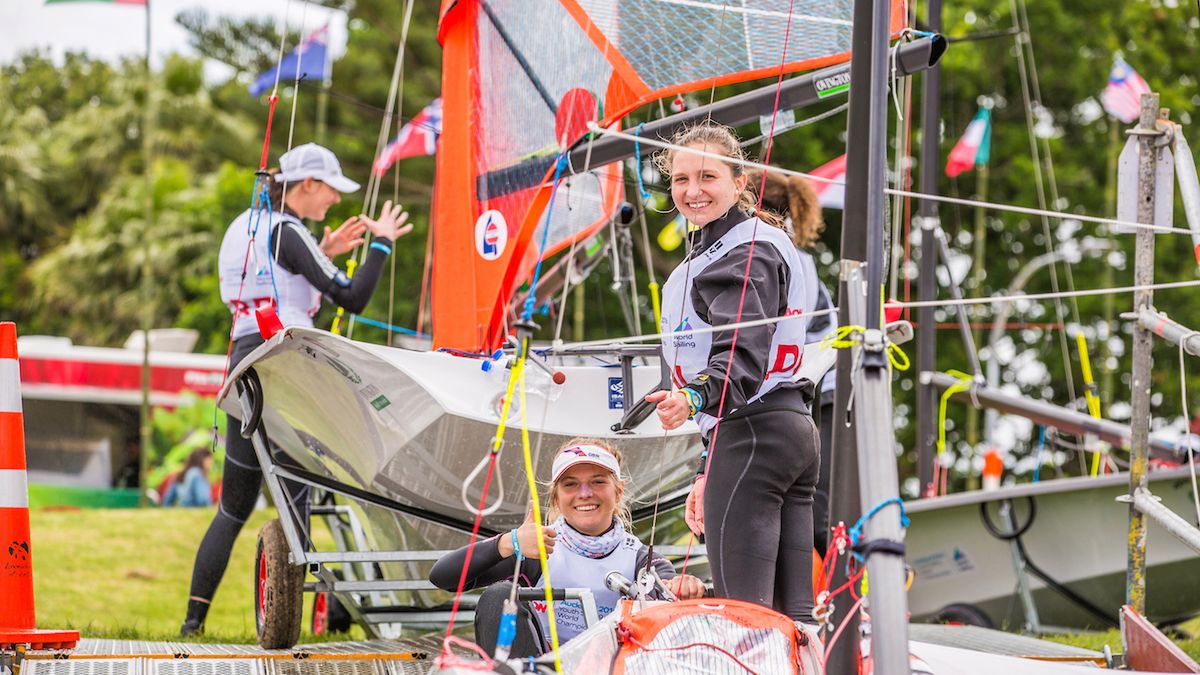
[3,0,1200,493]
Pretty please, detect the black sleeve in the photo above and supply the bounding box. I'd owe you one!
[687,242,790,415]
[271,221,392,314]
[428,535,542,591]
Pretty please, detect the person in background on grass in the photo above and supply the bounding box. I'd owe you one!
[180,143,413,637]
[164,448,214,508]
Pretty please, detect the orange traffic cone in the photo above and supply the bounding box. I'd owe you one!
[0,322,79,650]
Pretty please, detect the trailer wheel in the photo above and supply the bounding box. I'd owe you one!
[933,603,993,628]
[312,590,352,635]
[255,518,305,649]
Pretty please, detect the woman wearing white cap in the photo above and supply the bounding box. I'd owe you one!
[429,438,706,657]
[182,143,412,636]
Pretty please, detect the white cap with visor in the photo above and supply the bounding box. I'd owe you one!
[275,143,361,193]
[551,443,621,482]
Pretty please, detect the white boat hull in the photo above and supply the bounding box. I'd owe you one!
[906,469,1200,628]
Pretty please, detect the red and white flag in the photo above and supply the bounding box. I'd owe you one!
[1101,58,1151,124]
[373,98,442,174]
[809,154,847,210]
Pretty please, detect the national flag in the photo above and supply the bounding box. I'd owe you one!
[373,98,443,174]
[249,25,329,98]
[1101,58,1151,124]
[945,106,992,178]
[809,154,847,210]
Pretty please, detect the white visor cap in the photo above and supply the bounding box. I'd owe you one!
[275,143,361,193]
[551,444,621,482]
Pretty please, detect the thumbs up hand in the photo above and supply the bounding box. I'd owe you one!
[501,507,557,559]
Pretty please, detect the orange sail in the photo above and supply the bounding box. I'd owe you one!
[432,0,908,351]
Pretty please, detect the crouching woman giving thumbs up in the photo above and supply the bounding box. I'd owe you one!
[429,438,704,658]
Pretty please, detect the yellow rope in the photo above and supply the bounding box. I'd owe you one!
[517,360,563,672]
[937,370,976,457]
[330,259,359,335]
[818,325,911,371]
[1076,332,1107,476]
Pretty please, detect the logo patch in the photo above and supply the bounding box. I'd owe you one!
[475,210,508,261]
[608,377,624,409]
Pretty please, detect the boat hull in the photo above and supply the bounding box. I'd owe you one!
[906,469,1200,628]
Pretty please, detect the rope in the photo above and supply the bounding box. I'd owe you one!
[847,497,910,550]
[936,370,976,495]
[517,363,563,672]
[1176,332,1200,527]
[1007,0,1080,414]
[522,155,571,323]
[818,325,910,371]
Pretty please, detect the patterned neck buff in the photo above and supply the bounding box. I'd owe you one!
[552,516,626,559]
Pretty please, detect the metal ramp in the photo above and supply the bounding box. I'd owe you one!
[9,638,444,675]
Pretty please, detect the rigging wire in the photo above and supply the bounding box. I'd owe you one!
[1176,335,1200,527]
[1007,0,1081,412]
[552,278,1200,352]
[586,125,1198,237]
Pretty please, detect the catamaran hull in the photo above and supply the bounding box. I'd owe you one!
[906,469,1200,628]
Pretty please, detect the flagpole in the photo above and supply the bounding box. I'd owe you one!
[138,0,155,506]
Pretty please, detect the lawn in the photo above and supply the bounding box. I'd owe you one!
[29,506,360,643]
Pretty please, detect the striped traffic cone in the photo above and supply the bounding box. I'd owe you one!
[0,322,79,650]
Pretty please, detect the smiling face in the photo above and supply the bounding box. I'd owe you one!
[552,463,623,536]
[670,142,747,228]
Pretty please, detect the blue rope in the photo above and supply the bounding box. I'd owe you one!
[1032,425,1047,482]
[521,153,570,322]
[633,124,651,202]
[350,315,428,338]
[848,497,910,549]
[245,175,281,308]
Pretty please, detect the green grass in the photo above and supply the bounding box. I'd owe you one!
[29,506,363,644]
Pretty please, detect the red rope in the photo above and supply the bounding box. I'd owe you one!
[439,453,500,660]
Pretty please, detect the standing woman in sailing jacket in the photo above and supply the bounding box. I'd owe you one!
[645,123,820,625]
[181,143,412,635]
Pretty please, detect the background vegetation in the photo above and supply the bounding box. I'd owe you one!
[3,2,1200,492]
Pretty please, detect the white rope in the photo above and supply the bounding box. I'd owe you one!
[1177,332,1200,527]
[266,1,294,100]
[585,124,1197,237]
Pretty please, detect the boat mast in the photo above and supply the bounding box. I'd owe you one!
[915,0,943,496]
[830,0,911,673]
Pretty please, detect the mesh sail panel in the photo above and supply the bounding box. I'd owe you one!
[580,0,858,93]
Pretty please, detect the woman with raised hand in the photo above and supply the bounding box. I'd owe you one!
[429,438,705,657]
[646,123,821,628]
[181,143,412,636]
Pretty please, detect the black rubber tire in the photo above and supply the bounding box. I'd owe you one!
[932,602,994,628]
[311,590,353,635]
[255,518,305,649]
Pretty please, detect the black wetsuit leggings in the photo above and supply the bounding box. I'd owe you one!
[186,334,310,617]
[704,407,820,622]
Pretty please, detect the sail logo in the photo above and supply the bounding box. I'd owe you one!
[475,210,508,261]
[815,73,851,99]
